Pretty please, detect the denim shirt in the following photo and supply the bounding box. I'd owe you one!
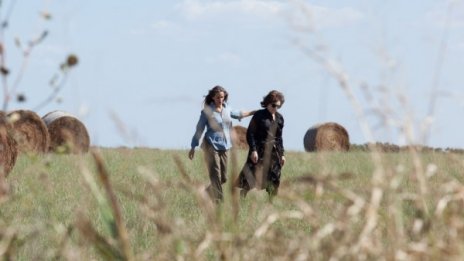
[191,102,242,151]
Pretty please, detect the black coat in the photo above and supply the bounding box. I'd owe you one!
[246,108,284,158]
[236,108,285,193]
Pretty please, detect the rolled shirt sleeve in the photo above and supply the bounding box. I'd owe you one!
[230,108,243,120]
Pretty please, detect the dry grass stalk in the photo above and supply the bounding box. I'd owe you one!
[91,150,134,261]
[75,212,125,261]
[229,147,240,224]
[173,154,216,224]
[117,166,173,235]
[231,125,248,150]
[0,227,17,259]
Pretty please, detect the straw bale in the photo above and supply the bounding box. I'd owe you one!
[231,125,248,150]
[42,111,90,154]
[0,112,18,176]
[7,110,50,153]
[304,122,350,152]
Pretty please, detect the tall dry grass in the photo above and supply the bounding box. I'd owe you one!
[1,147,464,260]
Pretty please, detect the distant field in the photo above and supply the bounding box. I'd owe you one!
[1,147,464,260]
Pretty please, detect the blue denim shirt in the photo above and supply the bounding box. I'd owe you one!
[191,102,242,151]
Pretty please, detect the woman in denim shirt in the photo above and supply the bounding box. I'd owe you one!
[189,86,255,203]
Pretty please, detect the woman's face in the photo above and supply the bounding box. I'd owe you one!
[266,100,282,113]
[213,91,225,107]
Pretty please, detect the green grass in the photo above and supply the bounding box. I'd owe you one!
[1,148,464,260]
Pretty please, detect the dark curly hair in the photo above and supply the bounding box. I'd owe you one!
[204,85,229,107]
[260,90,285,108]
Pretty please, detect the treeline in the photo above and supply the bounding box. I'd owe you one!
[350,142,464,154]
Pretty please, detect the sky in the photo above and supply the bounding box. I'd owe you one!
[2,0,464,151]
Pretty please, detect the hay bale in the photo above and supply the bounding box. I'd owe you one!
[304,122,350,152]
[7,110,50,154]
[0,112,18,176]
[42,111,90,154]
[231,125,248,150]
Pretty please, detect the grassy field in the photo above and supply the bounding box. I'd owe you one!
[1,147,464,260]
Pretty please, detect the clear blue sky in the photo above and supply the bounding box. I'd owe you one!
[3,0,464,151]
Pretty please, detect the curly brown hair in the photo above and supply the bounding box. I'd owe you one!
[260,90,285,108]
[204,85,229,107]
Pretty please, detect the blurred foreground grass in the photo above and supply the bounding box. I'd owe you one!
[1,147,464,260]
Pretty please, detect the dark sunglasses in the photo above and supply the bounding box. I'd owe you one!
[271,103,281,109]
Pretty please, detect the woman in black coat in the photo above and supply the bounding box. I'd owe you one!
[235,90,286,198]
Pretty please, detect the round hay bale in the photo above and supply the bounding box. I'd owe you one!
[231,125,248,150]
[304,122,350,152]
[42,111,90,154]
[7,110,50,154]
[0,112,18,176]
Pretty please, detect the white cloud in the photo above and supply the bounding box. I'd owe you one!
[289,3,364,30]
[177,0,285,20]
[177,0,363,30]
[313,6,363,29]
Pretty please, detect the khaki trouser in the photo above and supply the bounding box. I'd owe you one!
[202,141,228,203]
